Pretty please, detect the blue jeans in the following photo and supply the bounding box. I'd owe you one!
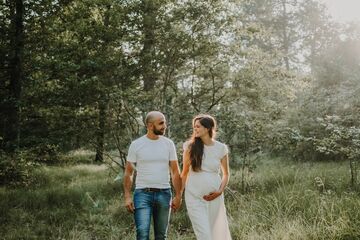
[133,188,172,240]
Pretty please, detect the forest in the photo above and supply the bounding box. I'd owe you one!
[1,0,360,239]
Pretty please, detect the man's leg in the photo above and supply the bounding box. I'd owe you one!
[153,189,172,240]
[133,189,153,240]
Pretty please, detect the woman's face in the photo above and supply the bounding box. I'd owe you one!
[193,119,209,138]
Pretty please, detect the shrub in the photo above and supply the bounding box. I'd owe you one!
[0,151,36,186]
[29,143,61,164]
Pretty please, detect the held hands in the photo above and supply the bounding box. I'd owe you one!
[203,191,222,201]
[171,195,182,212]
[125,196,135,213]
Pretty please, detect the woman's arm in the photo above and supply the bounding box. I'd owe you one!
[180,149,191,194]
[218,154,230,192]
[203,154,230,201]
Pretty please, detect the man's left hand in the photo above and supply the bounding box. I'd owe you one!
[171,196,182,212]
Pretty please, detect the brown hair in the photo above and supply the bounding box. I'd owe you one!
[188,114,216,172]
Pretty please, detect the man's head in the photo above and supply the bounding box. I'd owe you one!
[145,111,166,135]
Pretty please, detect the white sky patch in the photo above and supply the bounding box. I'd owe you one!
[318,0,360,23]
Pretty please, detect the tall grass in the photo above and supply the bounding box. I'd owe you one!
[226,159,360,240]
[1,158,360,239]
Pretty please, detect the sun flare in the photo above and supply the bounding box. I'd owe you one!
[320,0,360,23]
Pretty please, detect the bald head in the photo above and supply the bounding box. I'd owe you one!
[145,111,167,136]
[145,111,165,124]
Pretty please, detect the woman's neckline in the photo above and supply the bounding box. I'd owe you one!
[204,140,216,147]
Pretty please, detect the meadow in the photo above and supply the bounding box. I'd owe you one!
[1,154,360,240]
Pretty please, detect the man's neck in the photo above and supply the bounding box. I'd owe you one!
[146,132,160,140]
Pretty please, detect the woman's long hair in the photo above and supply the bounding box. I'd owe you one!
[188,114,216,172]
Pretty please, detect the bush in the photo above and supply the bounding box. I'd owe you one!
[29,144,61,164]
[0,151,36,186]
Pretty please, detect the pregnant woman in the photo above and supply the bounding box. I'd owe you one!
[181,114,232,240]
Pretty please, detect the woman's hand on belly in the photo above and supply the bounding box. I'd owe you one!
[203,190,222,201]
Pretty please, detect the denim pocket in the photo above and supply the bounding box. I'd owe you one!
[134,190,152,210]
[157,189,172,206]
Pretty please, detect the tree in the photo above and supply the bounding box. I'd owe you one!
[241,0,301,70]
[2,0,24,152]
[297,0,337,74]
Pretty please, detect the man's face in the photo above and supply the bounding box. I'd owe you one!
[151,116,167,135]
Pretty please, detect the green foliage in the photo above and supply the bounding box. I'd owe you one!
[28,144,62,164]
[315,116,360,160]
[0,151,36,186]
[283,29,360,163]
[1,0,360,238]
[1,0,360,187]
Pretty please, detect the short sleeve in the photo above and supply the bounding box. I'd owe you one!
[126,142,137,163]
[222,143,229,158]
[182,141,190,151]
[169,140,178,161]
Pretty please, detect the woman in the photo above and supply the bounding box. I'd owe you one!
[181,114,232,240]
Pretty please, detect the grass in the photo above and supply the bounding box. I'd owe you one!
[1,157,360,239]
[61,149,96,165]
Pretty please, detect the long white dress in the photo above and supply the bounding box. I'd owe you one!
[184,141,232,240]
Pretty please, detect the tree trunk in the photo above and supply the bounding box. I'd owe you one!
[95,99,106,163]
[281,0,290,71]
[4,0,24,152]
[350,159,357,187]
[94,6,111,163]
[140,0,158,93]
[309,28,317,75]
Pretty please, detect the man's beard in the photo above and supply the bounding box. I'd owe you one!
[153,128,165,135]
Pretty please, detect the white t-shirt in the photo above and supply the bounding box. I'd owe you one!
[127,135,178,189]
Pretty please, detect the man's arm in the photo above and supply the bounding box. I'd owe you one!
[123,161,135,213]
[169,160,182,211]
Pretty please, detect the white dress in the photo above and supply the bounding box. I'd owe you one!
[184,141,232,240]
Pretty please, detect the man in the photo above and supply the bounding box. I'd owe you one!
[123,111,182,240]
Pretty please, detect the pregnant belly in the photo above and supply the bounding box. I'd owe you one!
[185,171,221,198]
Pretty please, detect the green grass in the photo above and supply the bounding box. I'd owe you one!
[61,149,96,165]
[226,159,360,240]
[1,158,360,239]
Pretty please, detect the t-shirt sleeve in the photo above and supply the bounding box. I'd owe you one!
[169,140,178,161]
[222,143,229,158]
[126,142,137,163]
[183,141,190,151]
